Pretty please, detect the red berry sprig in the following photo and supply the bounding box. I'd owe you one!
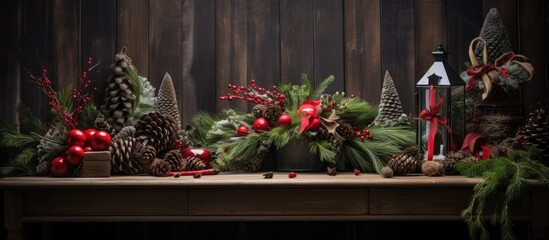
[354,128,373,141]
[26,58,98,130]
[513,130,525,147]
[219,80,286,109]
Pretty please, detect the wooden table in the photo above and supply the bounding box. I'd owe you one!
[1,173,548,240]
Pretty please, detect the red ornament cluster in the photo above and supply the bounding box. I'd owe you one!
[354,128,373,141]
[50,128,111,177]
[219,80,286,109]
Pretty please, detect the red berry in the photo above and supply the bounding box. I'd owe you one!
[353,169,360,175]
[513,140,519,145]
[90,130,112,151]
[50,157,70,177]
[66,129,86,147]
[392,154,397,159]
[83,128,96,146]
[84,146,93,152]
[288,172,297,178]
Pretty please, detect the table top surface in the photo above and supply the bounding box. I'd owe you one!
[1,172,530,189]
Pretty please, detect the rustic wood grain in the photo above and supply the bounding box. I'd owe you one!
[0,0,20,126]
[381,0,416,114]
[22,189,187,216]
[188,0,217,121]
[180,0,198,126]
[116,0,149,77]
[415,0,446,80]
[344,0,382,104]
[52,0,80,91]
[81,0,116,105]
[313,0,344,93]
[446,0,482,72]
[189,188,368,215]
[149,0,184,125]
[519,0,547,113]
[20,0,52,124]
[280,0,314,84]
[216,0,248,112]
[247,0,280,89]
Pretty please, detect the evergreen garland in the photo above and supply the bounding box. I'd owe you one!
[457,144,549,240]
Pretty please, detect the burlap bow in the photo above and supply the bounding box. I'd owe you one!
[466,37,534,100]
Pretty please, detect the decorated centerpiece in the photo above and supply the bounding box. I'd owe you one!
[184,73,416,175]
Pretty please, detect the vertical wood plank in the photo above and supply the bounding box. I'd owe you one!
[0,0,21,126]
[180,0,197,126]
[149,0,184,119]
[344,0,382,104]
[52,0,80,91]
[81,0,116,104]
[314,0,344,92]
[519,0,547,113]
[216,0,248,112]
[446,0,482,71]
[280,0,314,84]
[20,0,52,124]
[190,0,217,116]
[247,0,280,88]
[482,0,518,52]
[117,0,149,77]
[381,0,415,114]
[415,0,446,80]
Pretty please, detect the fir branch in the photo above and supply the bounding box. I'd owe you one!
[16,102,47,134]
[368,126,415,147]
[0,129,38,148]
[311,75,335,99]
[308,138,336,164]
[76,103,99,130]
[336,98,378,128]
[339,142,372,171]
[0,148,38,177]
[268,126,294,149]
[126,65,142,115]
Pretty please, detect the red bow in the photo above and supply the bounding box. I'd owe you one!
[298,100,321,134]
[465,51,514,100]
[461,132,491,160]
[417,85,457,161]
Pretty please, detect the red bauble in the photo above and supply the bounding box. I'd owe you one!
[65,145,85,166]
[237,125,249,136]
[84,146,93,152]
[298,100,322,117]
[90,130,112,151]
[66,129,86,147]
[278,114,292,126]
[83,128,97,146]
[50,157,70,177]
[308,118,321,132]
[253,117,270,133]
[182,148,212,165]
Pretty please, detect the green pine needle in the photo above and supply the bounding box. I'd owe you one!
[311,75,335,99]
[308,138,336,164]
[76,103,100,130]
[0,129,38,148]
[17,103,47,134]
[368,126,415,147]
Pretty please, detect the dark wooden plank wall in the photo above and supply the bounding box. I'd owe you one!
[1,0,548,128]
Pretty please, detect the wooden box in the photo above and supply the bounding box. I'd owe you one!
[79,151,111,177]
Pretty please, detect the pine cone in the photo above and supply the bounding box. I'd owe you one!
[326,165,337,176]
[112,126,136,142]
[94,114,116,136]
[148,149,187,176]
[387,154,420,176]
[474,8,514,63]
[110,137,146,175]
[329,135,343,151]
[521,107,549,159]
[134,112,179,156]
[462,156,480,164]
[186,156,207,170]
[440,150,471,175]
[402,146,421,160]
[154,72,182,130]
[252,104,267,118]
[335,123,355,140]
[244,152,266,172]
[263,105,282,123]
[103,47,136,132]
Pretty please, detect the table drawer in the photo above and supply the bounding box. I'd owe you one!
[188,188,368,216]
[23,189,187,216]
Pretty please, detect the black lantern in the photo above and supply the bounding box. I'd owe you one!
[416,43,465,160]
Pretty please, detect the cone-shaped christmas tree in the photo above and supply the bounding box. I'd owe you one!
[154,72,182,130]
[103,47,137,132]
[474,8,513,63]
[373,70,406,126]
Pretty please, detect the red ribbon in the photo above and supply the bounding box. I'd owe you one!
[461,132,491,160]
[465,52,514,92]
[298,100,321,134]
[417,85,457,161]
